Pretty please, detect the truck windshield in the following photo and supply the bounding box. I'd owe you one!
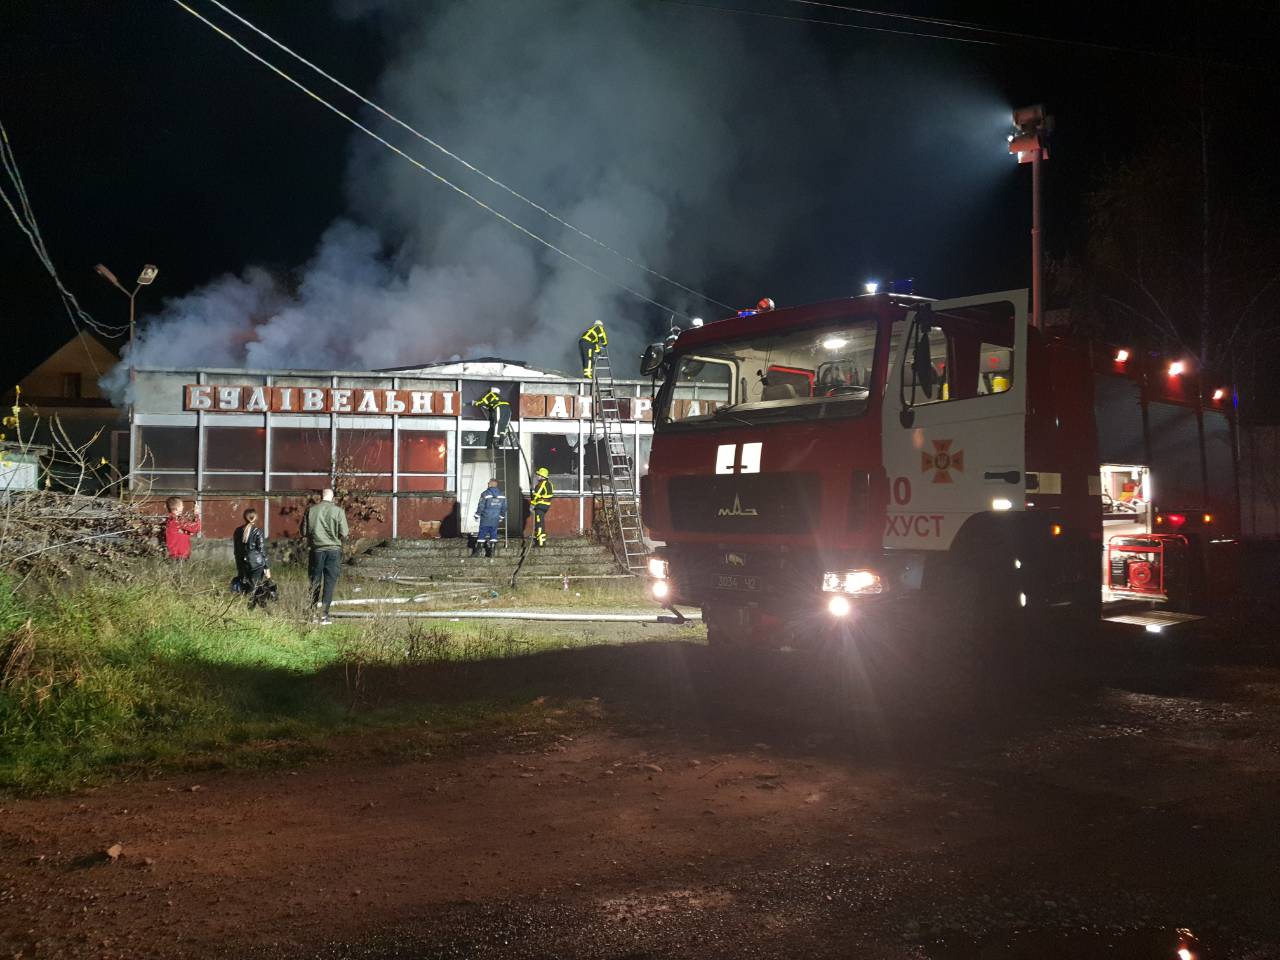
[655,317,878,427]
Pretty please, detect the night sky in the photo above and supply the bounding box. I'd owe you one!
[4,1,1278,388]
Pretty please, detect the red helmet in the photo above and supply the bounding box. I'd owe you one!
[756,297,775,311]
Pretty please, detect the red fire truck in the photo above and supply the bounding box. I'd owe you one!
[639,290,1239,645]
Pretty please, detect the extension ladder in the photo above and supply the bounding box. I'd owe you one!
[587,345,648,573]
[490,425,518,546]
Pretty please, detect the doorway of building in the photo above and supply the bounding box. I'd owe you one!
[459,449,521,539]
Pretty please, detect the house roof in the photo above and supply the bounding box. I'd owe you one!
[375,358,566,380]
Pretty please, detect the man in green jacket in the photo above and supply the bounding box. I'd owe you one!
[303,487,349,625]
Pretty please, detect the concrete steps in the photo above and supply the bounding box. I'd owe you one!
[370,542,600,560]
[348,538,625,582]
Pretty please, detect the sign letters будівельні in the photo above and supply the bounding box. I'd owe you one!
[184,384,460,416]
[183,385,654,420]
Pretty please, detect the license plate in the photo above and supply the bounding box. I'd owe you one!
[716,574,760,592]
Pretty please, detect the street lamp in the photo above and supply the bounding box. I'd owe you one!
[95,262,159,348]
[1009,104,1053,329]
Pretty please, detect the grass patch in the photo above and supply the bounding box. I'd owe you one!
[0,564,614,795]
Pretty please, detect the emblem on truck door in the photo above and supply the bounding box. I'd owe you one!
[921,438,965,484]
[724,552,747,567]
[718,494,759,518]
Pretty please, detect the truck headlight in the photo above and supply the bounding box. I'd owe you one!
[821,569,882,595]
[648,557,669,579]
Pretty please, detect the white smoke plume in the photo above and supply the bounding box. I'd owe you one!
[106,0,835,397]
[105,0,1011,401]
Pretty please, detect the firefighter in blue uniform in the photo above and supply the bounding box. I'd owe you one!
[471,478,507,558]
[530,467,554,547]
[475,386,511,448]
[578,321,607,380]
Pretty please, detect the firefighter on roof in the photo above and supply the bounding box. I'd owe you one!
[472,478,507,558]
[579,320,607,379]
[474,385,511,448]
[530,467,554,547]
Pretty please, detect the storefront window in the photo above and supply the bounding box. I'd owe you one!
[134,472,196,493]
[399,476,448,492]
[338,475,392,493]
[584,437,632,493]
[205,426,266,472]
[136,427,196,470]
[398,431,448,473]
[269,474,330,491]
[271,428,331,472]
[531,433,579,493]
[200,474,264,492]
[336,429,392,473]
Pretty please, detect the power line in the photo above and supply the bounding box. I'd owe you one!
[717,0,1272,69]
[0,128,126,339]
[650,0,998,46]
[1,120,123,375]
[777,0,1187,60]
[199,0,733,314]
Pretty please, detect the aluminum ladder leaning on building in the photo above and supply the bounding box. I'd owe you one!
[491,425,516,546]
[587,344,648,573]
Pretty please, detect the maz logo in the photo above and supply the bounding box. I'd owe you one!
[724,552,747,567]
[715,442,762,475]
[718,495,759,518]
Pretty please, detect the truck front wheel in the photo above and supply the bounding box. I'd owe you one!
[702,605,797,650]
[703,604,748,650]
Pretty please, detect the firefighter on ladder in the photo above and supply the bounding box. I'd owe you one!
[474,386,511,448]
[530,467,554,547]
[579,320,607,380]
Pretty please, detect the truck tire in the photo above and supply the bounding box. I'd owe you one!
[703,604,746,650]
[703,605,792,652]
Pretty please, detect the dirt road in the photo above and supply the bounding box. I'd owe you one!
[3,627,1280,959]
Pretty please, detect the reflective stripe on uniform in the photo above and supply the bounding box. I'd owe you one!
[531,480,555,506]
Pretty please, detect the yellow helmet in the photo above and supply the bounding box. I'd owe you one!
[537,467,550,478]
[991,376,1010,394]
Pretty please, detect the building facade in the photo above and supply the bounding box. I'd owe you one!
[128,360,672,541]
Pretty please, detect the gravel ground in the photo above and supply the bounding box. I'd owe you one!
[2,616,1279,959]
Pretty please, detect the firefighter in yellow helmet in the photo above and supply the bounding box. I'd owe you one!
[578,320,607,380]
[530,467,554,547]
[474,385,511,449]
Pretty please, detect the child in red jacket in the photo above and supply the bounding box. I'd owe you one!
[164,496,201,559]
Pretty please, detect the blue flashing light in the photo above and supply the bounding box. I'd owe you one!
[737,308,758,317]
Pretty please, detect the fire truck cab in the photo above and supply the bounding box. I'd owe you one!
[640,290,1237,646]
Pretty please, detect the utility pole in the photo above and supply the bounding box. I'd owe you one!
[1009,105,1053,330]
[95,264,159,486]
[94,262,159,349]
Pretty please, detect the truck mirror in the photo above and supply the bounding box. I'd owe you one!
[639,343,666,376]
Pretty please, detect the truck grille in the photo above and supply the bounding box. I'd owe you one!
[667,473,820,534]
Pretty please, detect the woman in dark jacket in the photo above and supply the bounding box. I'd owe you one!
[233,507,273,608]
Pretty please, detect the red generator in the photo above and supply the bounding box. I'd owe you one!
[1108,534,1189,604]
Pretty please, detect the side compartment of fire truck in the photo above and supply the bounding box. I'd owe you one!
[1091,355,1238,621]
